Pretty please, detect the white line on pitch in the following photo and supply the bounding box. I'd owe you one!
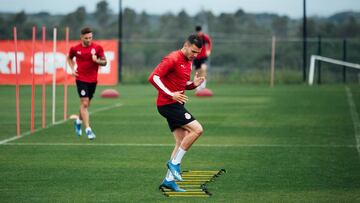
[2,142,356,148]
[345,86,360,159]
[0,103,123,145]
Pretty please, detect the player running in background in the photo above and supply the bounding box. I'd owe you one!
[67,27,107,140]
[148,34,205,192]
[193,25,212,91]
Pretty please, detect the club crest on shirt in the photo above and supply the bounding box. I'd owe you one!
[184,113,191,120]
[77,51,81,55]
[91,48,96,55]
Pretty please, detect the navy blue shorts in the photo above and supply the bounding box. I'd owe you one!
[76,80,97,100]
[157,102,196,132]
[193,57,208,70]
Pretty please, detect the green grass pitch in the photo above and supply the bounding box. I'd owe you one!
[0,83,360,202]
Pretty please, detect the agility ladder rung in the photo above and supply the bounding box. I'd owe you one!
[159,168,226,197]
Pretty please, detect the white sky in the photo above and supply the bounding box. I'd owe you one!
[0,0,359,18]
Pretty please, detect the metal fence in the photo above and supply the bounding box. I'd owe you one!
[121,36,360,84]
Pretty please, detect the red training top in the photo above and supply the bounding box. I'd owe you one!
[196,33,212,59]
[69,42,105,83]
[148,50,197,106]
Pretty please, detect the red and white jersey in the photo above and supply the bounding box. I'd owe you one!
[148,50,197,106]
[69,42,105,83]
[196,33,212,59]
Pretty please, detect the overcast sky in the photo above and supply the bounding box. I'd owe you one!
[0,0,359,18]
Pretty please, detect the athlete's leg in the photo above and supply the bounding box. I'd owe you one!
[80,97,90,129]
[75,97,90,136]
[81,97,96,140]
[165,128,188,181]
[180,120,203,150]
[80,99,92,123]
[171,128,190,164]
[199,63,207,77]
[167,123,203,181]
[171,128,188,158]
[197,64,207,90]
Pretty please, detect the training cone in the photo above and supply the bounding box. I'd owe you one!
[101,89,119,98]
[195,88,213,97]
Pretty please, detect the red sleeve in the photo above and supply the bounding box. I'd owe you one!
[153,57,175,78]
[97,45,105,59]
[148,56,175,96]
[185,81,197,90]
[69,47,76,59]
[204,34,212,51]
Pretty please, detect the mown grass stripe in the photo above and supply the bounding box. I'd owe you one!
[3,142,357,148]
[345,86,360,159]
[0,103,122,145]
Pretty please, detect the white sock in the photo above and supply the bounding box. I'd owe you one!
[196,79,206,91]
[200,79,206,89]
[165,169,175,181]
[85,127,92,133]
[171,147,187,165]
[76,118,82,124]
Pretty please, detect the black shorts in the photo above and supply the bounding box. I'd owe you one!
[76,80,97,100]
[193,57,208,70]
[157,102,196,132]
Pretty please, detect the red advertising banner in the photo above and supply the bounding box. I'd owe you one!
[0,40,118,85]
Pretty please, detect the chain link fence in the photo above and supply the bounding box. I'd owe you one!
[121,36,360,84]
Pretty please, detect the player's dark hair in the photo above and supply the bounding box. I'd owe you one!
[81,27,92,35]
[187,34,203,48]
[195,25,202,32]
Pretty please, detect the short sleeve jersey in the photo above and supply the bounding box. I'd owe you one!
[196,33,212,59]
[69,42,105,83]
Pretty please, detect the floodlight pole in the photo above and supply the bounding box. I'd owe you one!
[118,0,123,83]
[302,0,307,82]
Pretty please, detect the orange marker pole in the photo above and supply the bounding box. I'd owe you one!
[31,26,36,132]
[42,26,46,128]
[13,27,20,136]
[64,27,69,120]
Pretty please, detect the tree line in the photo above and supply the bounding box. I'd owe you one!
[1,0,359,40]
[1,0,359,83]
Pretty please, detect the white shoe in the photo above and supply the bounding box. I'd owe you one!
[86,129,96,140]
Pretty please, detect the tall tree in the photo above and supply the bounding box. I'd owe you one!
[272,16,289,38]
[95,0,112,27]
[123,8,137,39]
[138,11,150,37]
[341,16,359,38]
[12,11,27,26]
[218,13,237,33]
[177,10,191,32]
[158,12,177,38]
[60,6,86,39]
[0,16,9,39]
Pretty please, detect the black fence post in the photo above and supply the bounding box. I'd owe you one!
[302,0,307,82]
[118,0,123,83]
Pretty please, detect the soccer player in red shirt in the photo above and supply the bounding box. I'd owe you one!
[149,34,205,192]
[193,25,212,91]
[67,27,107,140]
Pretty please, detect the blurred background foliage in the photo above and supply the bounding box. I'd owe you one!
[1,0,359,84]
